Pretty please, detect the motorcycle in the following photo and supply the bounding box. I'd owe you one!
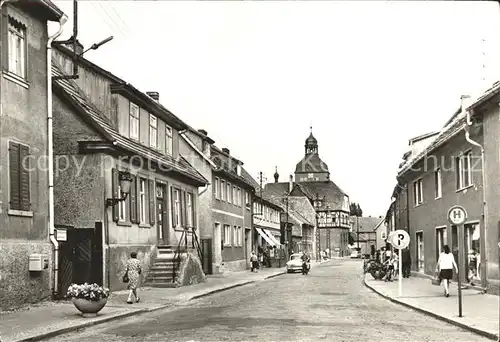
[366,259,386,280]
[302,260,310,275]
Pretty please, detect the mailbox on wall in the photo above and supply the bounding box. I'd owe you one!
[29,254,49,272]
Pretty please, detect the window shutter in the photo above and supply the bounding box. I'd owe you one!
[171,187,176,228]
[9,142,20,210]
[19,144,30,211]
[111,168,119,222]
[129,175,137,223]
[136,177,141,223]
[149,179,155,226]
[191,193,196,229]
[163,182,169,230]
[180,190,185,227]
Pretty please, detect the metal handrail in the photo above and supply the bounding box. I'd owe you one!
[191,228,203,263]
[171,230,186,283]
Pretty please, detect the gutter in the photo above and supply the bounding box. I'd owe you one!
[47,14,68,297]
[464,107,488,291]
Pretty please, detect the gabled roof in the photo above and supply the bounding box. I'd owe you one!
[179,132,217,169]
[349,216,383,233]
[468,81,500,116]
[398,111,466,177]
[52,63,208,186]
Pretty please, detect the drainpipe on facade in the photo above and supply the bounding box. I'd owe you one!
[464,107,488,291]
[47,14,69,297]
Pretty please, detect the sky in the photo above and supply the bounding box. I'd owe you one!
[51,1,500,217]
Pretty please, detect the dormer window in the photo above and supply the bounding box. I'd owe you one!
[149,115,157,148]
[129,103,139,140]
[165,125,173,155]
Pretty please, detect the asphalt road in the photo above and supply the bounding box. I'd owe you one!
[46,259,489,341]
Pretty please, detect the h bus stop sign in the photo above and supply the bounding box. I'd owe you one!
[447,205,467,226]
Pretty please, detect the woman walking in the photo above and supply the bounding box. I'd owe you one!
[436,245,458,297]
[125,252,142,304]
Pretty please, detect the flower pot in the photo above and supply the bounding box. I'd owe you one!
[72,298,107,315]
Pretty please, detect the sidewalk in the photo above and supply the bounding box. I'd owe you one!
[364,273,499,340]
[0,261,325,342]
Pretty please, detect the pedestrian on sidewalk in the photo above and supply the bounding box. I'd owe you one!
[250,251,258,272]
[125,252,142,304]
[402,247,411,278]
[436,245,458,297]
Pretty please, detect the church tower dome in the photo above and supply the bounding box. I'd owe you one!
[295,127,329,182]
[274,166,279,183]
[305,127,318,155]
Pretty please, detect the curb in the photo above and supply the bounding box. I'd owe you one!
[264,271,286,280]
[16,308,149,342]
[363,278,498,341]
[189,280,255,300]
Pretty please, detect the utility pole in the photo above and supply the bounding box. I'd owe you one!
[356,215,360,249]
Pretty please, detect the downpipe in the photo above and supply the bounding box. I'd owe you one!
[47,14,68,297]
[464,110,488,292]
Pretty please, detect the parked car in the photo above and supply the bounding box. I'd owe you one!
[350,248,362,259]
[286,253,304,273]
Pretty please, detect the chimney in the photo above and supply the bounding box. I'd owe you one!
[289,175,293,193]
[222,148,230,155]
[146,92,159,101]
[198,129,208,136]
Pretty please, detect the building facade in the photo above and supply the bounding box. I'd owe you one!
[350,216,384,256]
[51,43,207,293]
[210,147,255,273]
[0,0,65,309]
[397,106,485,288]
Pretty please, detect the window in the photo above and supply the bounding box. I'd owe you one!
[118,184,126,221]
[233,226,237,245]
[245,192,250,208]
[149,115,157,148]
[129,103,139,140]
[223,224,231,246]
[434,168,442,199]
[7,17,26,78]
[165,125,173,154]
[9,142,30,211]
[237,188,241,206]
[174,189,181,227]
[214,177,220,199]
[238,226,242,246]
[436,227,447,260]
[456,151,472,189]
[233,186,237,206]
[187,193,193,227]
[413,179,423,206]
[221,180,225,201]
[139,179,146,223]
[416,231,424,272]
[227,182,232,204]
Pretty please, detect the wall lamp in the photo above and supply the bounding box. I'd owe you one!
[106,171,133,207]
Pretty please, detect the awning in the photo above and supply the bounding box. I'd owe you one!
[262,229,281,246]
[256,227,275,246]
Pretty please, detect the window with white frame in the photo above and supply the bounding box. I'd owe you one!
[223,224,231,246]
[237,188,241,206]
[139,178,146,223]
[149,115,157,148]
[165,125,173,155]
[118,185,126,221]
[214,177,220,199]
[456,151,472,189]
[238,226,242,246]
[227,182,232,203]
[436,227,447,260]
[435,168,442,199]
[187,193,193,227]
[174,189,181,227]
[8,17,26,78]
[233,186,237,206]
[233,226,237,245]
[129,103,139,140]
[245,191,250,208]
[221,180,225,201]
[413,179,423,206]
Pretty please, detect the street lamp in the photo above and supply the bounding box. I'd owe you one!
[106,171,133,206]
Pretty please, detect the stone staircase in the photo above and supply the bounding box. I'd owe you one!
[144,245,187,288]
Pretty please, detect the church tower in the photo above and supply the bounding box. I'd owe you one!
[294,127,330,182]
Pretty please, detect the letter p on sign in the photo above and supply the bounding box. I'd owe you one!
[447,205,467,226]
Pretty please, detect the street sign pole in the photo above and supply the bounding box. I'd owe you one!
[447,205,467,318]
[458,223,463,318]
[390,229,410,298]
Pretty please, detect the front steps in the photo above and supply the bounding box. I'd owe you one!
[144,245,188,288]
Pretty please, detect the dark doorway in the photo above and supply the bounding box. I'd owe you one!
[156,183,169,245]
[57,225,103,299]
[201,238,213,275]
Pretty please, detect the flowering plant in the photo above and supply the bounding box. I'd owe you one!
[66,283,110,301]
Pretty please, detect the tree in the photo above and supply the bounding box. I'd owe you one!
[349,202,363,217]
[356,203,363,217]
